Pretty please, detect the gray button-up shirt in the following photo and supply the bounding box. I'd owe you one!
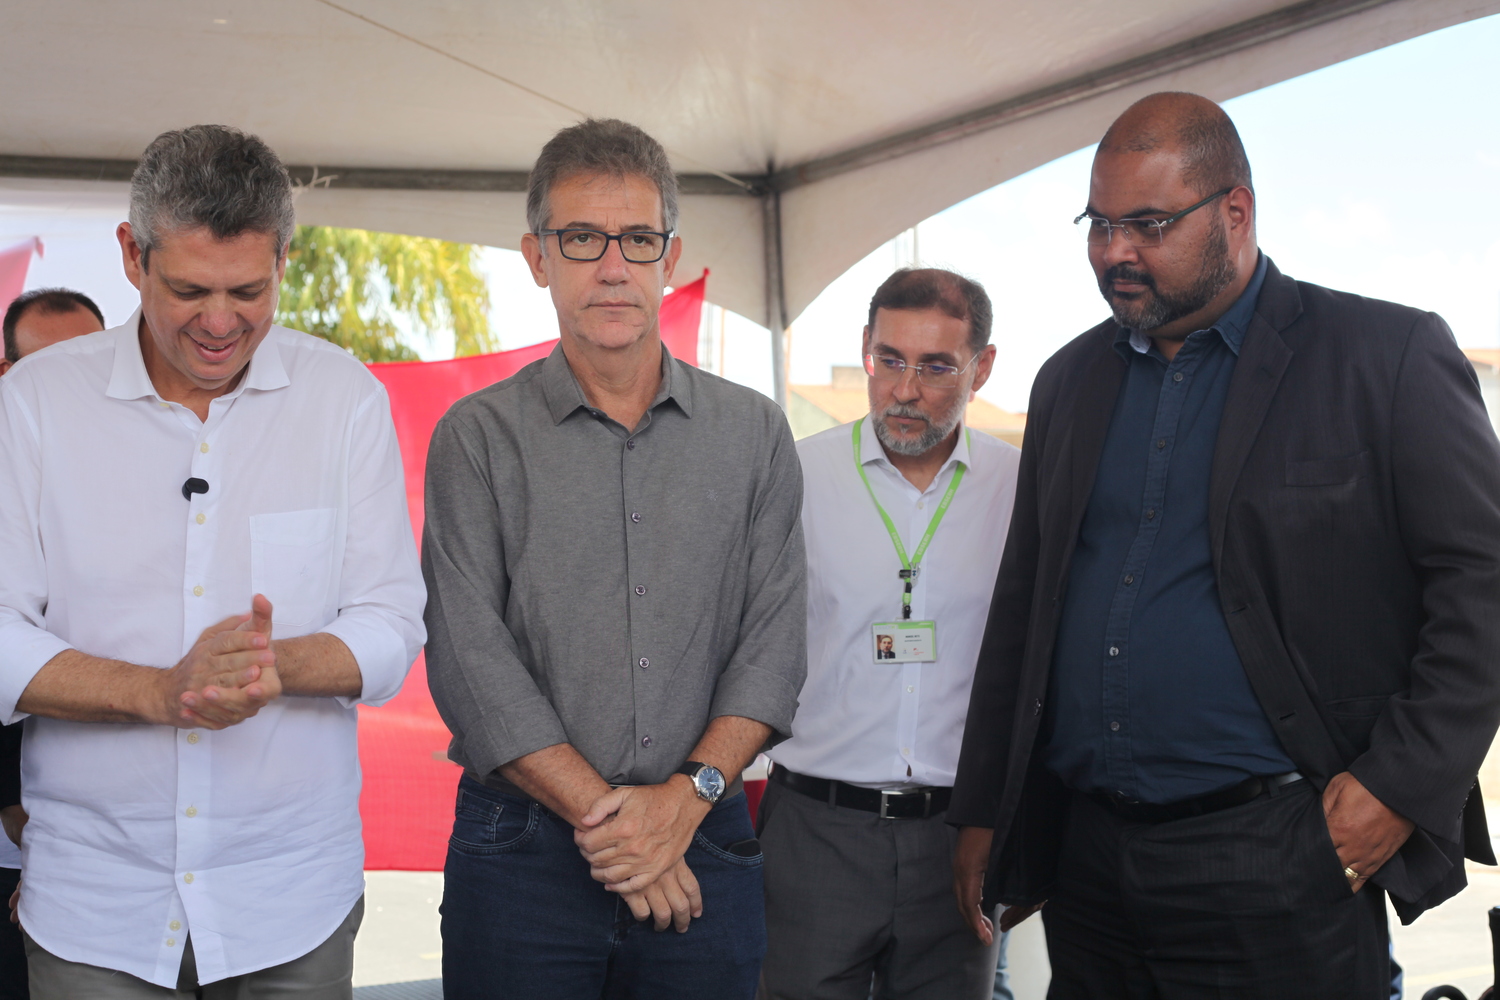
[422,343,807,786]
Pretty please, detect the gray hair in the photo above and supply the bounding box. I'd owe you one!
[129,124,296,269]
[526,119,678,237]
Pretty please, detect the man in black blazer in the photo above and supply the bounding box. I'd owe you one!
[949,91,1500,998]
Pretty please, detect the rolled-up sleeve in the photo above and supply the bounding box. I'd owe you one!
[422,413,570,777]
[709,413,808,742]
[323,387,428,708]
[0,382,72,722]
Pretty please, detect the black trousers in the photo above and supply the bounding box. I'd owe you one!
[0,868,25,1000]
[1044,781,1388,1000]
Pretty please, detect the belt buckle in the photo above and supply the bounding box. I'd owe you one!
[879,789,932,820]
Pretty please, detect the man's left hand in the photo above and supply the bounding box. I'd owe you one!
[575,778,711,892]
[1322,771,1415,892]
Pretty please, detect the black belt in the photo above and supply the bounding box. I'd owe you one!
[771,766,951,819]
[1090,771,1305,824]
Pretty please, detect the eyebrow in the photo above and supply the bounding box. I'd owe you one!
[872,343,961,365]
[559,222,660,232]
[1083,204,1172,219]
[165,277,269,295]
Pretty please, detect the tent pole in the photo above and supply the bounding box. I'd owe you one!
[763,188,789,409]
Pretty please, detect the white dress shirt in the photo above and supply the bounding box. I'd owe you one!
[0,315,426,987]
[769,415,1019,789]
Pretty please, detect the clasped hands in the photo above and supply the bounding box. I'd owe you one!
[161,593,282,729]
[574,777,712,934]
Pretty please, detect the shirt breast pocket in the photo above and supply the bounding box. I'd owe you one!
[250,509,339,628]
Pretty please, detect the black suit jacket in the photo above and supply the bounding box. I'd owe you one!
[950,259,1500,923]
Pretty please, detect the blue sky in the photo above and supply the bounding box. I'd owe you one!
[4,11,1498,414]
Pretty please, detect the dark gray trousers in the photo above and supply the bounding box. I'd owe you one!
[758,779,1004,1000]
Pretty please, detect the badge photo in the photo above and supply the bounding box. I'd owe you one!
[870,621,938,663]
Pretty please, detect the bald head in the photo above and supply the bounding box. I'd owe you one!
[1099,92,1252,198]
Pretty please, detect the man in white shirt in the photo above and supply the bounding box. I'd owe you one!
[761,268,1020,1000]
[0,125,426,998]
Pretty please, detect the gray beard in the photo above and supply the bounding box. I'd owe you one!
[873,395,966,457]
[1101,216,1237,332]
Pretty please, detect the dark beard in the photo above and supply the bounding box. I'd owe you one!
[1098,216,1236,332]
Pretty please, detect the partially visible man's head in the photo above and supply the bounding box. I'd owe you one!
[1,288,106,375]
[118,124,295,395]
[1087,92,1257,334]
[863,268,995,457]
[520,119,682,353]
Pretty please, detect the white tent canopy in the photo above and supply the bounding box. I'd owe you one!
[4,0,1496,402]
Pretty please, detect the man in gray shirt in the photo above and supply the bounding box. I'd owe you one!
[423,118,807,1000]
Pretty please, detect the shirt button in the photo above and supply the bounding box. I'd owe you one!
[1172,372,1185,382]
[1109,646,1120,657]
[199,442,210,454]
[187,732,200,744]
[638,657,649,669]
[169,920,181,931]
[195,513,206,525]
[1157,439,1167,450]
[902,747,912,755]
[626,439,636,450]
[192,585,204,597]
[1033,698,1043,716]
[166,938,176,947]
[1123,574,1134,585]
[634,585,646,596]
[183,873,194,884]
[917,501,925,510]
[631,512,642,523]
[907,685,915,693]
[1110,721,1121,732]
[641,736,652,748]
[1146,509,1156,520]
[185,806,198,818]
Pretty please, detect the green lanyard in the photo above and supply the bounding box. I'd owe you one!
[852,418,968,620]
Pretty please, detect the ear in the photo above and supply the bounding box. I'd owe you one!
[117,222,145,291]
[0,358,11,378]
[969,344,998,396]
[660,234,683,289]
[520,232,549,289]
[1225,185,1255,239]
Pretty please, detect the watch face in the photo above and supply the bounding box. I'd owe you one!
[694,766,727,802]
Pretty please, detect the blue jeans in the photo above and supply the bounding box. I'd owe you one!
[441,774,766,999]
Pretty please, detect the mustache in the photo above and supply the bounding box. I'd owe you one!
[1102,264,1156,292]
[881,404,930,424]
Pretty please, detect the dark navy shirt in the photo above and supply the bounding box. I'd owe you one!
[1045,254,1295,804]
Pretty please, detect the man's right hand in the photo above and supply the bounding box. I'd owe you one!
[954,825,997,945]
[620,858,703,933]
[160,596,281,729]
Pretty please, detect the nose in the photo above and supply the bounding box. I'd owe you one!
[892,365,923,402]
[593,236,632,283]
[1099,227,1140,269]
[200,297,242,337]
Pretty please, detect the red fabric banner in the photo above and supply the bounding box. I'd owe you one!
[357,272,707,870]
[0,238,42,314]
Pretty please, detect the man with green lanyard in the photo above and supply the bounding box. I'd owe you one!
[760,268,1020,1000]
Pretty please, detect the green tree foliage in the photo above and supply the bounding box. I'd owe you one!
[276,226,495,362]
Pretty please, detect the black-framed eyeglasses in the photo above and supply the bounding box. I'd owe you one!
[535,228,676,263]
[1073,187,1234,247]
[864,352,980,389]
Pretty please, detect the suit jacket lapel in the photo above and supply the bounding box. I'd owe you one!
[1209,265,1300,566]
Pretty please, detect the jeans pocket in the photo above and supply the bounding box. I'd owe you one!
[449,788,539,855]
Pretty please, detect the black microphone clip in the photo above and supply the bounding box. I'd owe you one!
[182,478,210,501]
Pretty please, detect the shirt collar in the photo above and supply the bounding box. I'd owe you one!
[105,310,291,401]
[541,339,691,425]
[859,413,973,477]
[1115,251,1269,360]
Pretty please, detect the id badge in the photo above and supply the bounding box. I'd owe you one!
[871,621,937,663]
